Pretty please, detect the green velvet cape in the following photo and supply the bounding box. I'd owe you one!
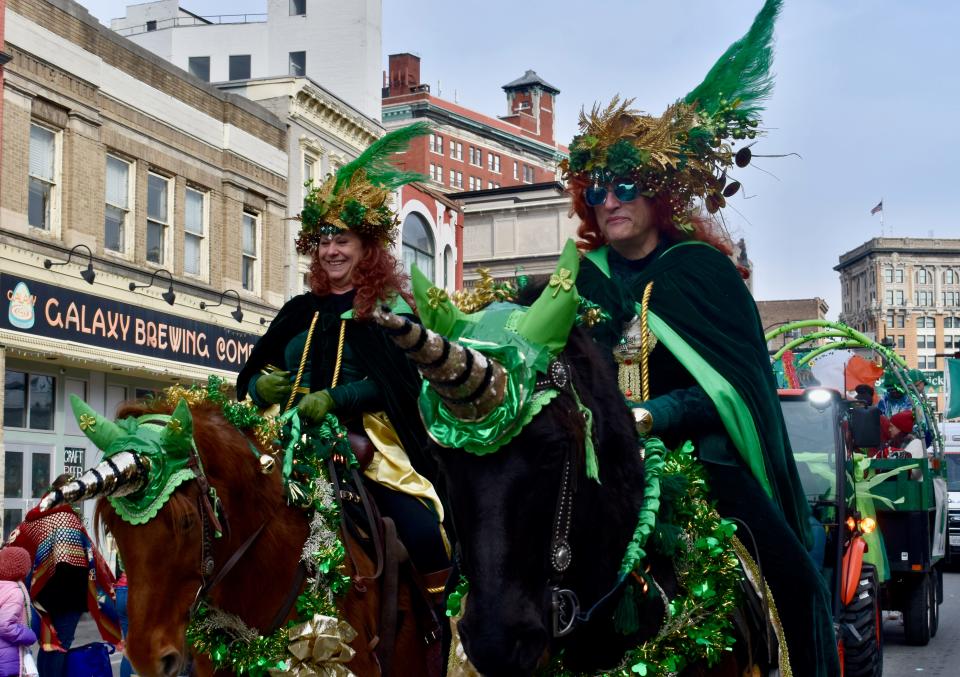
[578,242,812,548]
[236,292,436,482]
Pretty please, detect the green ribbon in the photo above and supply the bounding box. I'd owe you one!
[619,437,668,576]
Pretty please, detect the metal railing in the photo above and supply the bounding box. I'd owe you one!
[114,14,267,37]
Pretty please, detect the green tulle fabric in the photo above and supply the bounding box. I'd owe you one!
[419,343,559,455]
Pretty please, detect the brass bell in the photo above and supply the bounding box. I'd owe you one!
[259,454,276,475]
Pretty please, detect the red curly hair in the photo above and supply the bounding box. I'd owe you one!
[309,235,415,319]
[566,175,749,278]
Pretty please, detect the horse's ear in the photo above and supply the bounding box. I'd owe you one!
[515,238,580,356]
[162,398,194,458]
[70,394,124,451]
[411,264,466,336]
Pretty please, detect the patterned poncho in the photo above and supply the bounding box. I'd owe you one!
[9,505,121,651]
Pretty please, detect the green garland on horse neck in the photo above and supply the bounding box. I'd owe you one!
[161,377,358,675]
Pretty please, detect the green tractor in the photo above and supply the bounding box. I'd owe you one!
[768,321,948,674]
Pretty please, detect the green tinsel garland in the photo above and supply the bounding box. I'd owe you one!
[546,441,743,677]
[168,377,356,675]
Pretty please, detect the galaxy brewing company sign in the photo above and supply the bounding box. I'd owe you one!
[2,274,260,373]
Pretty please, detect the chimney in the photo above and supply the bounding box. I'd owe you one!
[387,53,422,98]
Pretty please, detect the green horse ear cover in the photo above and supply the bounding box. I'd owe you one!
[515,238,580,356]
[71,394,124,451]
[162,399,194,458]
[411,265,467,337]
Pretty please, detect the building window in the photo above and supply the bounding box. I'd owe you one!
[28,123,59,231]
[290,0,306,15]
[944,291,960,307]
[476,148,483,167]
[430,134,443,155]
[456,171,463,189]
[303,152,318,202]
[469,147,476,165]
[468,176,475,191]
[289,51,306,77]
[147,172,172,265]
[945,269,958,285]
[896,335,905,349]
[229,54,251,80]
[184,187,207,277]
[917,268,931,284]
[894,290,905,306]
[401,213,435,281]
[4,371,55,431]
[917,335,934,349]
[522,165,535,183]
[513,161,519,180]
[188,56,210,82]
[917,316,935,329]
[104,155,132,254]
[449,169,455,187]
[914,290,933,306]
[883,267,892,283]
[895,269,903,283]
[884,290,893,306]
[449,142,462,161]
[242,211,260,292]
[896,315,904,328]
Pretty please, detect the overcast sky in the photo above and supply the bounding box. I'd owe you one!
[77,1,960,318]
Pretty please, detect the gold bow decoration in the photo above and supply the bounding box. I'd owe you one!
[78,413,97,432]
[549,268,574,298]
[427,287,450,310]
[269,614,358,677]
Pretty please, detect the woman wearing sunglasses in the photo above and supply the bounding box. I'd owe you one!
[563,1,840,675]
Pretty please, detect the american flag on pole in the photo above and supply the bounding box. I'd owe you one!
[870,200,883,215]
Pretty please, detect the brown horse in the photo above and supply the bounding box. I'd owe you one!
[40,398,434,677]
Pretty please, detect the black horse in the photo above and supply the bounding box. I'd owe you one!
[372,278,740,675]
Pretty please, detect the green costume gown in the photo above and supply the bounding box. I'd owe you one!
[578,240,840,677]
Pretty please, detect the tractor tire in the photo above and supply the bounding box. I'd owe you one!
[839,564,883,677]
[903,572,932,646]
[929,569,940,638]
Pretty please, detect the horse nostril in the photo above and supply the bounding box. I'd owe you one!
[159,649,182,677]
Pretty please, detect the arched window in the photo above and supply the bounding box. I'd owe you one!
[402,212,435,281]
[443,245,454,289]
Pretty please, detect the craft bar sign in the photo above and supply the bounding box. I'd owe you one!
[2,274,259,372]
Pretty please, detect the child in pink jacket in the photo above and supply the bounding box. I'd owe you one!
[0,547,37,677]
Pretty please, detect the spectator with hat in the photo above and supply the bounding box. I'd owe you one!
[0,546,37,677]
[887,410,926,466]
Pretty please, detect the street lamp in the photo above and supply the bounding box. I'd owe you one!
[129,268,176,305]
[44,244,96,285]
[201,289,243,323]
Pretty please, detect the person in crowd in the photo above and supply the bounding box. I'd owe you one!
[7,495,120,677]
[236,123,451,594]
[560,1,839,673]
[0,547,37,677]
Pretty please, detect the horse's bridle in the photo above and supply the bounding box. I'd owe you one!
[182,446,304,634]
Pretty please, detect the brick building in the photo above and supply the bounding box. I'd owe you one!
[836,237,960,413]
[1,0,287,537]
[382,54,565,287]
[756,298,830,351]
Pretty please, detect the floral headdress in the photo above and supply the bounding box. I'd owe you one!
[296,122,429,253]
[560,0,782,231]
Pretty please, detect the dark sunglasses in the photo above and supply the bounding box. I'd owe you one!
[584,181,639,207]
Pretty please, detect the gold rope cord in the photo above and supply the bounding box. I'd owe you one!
[640,281,654,402]
[283,311,320,414]
[330,320,346,388]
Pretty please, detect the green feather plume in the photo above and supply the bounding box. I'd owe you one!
[333,121,431,194]
[683,0,782,120]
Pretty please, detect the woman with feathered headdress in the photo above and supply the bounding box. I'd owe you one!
[237,123,450,595]
[567,1,841,675]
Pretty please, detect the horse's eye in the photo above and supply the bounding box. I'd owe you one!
[178,514,197,531]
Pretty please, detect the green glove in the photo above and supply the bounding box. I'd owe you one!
[255,370,292,405]
[297,390,335,422]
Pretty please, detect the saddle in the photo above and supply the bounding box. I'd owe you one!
[331,460,449,677]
